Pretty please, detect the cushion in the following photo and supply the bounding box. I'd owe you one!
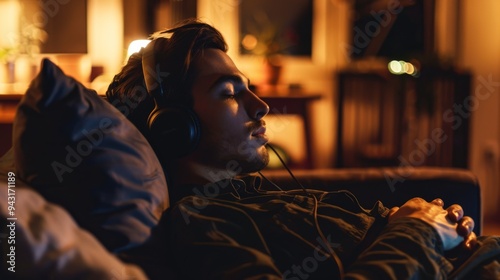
[0,164,147,279]
[12,58,169,253]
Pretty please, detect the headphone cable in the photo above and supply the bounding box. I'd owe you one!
[265,143,307,195]
[264,143,345,278]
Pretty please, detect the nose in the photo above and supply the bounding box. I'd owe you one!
[245,90,269,120]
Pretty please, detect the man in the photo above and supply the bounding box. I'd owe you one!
[107,19,490,279]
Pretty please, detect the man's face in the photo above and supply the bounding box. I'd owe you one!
[189,48,270,174]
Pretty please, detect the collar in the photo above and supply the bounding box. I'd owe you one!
[170,174,264,204]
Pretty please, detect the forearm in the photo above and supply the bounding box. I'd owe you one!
[345,218,453,279]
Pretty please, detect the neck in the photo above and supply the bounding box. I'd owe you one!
[169,159,240,186]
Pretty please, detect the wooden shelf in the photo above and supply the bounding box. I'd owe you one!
[260,93,322,169]
[0,93,23,155]
[0,94,23,124]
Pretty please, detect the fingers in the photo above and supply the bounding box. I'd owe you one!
[431,198,444,207]
[438,202,474,237]
[457,216,475,237]
[446,204,464,222]
[463,231,478,250]
[456,216,476,251]
[399,198,478,252]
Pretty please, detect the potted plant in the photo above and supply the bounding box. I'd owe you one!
[0,22,47,84]
[240,15,289,86]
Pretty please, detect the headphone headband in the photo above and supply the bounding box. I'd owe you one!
[142,39,169,105]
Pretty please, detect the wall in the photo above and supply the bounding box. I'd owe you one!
[458,0,500,221]
[41,0,87,53]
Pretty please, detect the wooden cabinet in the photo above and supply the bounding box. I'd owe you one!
[261,94,322,168]
[336,69,471,168]
[0,94,21,156]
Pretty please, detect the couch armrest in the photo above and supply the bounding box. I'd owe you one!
[260,167,482,235]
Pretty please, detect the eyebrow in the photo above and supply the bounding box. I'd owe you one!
[209,74,250,91]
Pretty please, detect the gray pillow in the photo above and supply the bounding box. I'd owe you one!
[13,58,169,253]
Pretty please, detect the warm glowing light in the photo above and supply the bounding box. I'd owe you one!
[88,0,124,74]
[0,1,21,48]
[126,39,151,59]
[405,63,415,75]
[388,60,419,76]
[242,34,258,51]
[402,62,410,73]
[388,60,403,74]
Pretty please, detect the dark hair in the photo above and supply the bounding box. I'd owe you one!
[106,19,228,138]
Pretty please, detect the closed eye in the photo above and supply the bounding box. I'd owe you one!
[223,91,236,99]
[220,82,246,100]
[211,74,250,100]
[220,83,235,98]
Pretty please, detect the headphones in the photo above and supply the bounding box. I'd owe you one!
[142,37,201,159]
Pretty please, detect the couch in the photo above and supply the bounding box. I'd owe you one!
[261,167,481,234]
[0,59,483,278]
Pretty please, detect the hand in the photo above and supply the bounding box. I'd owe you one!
[387,198,477,251]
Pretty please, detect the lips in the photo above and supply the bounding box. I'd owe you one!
[252,126,267,136]
[252,126,269,145]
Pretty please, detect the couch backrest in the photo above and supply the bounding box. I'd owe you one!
[260,167,482,235]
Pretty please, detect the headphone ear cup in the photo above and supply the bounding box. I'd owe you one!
[148,106,201,159]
